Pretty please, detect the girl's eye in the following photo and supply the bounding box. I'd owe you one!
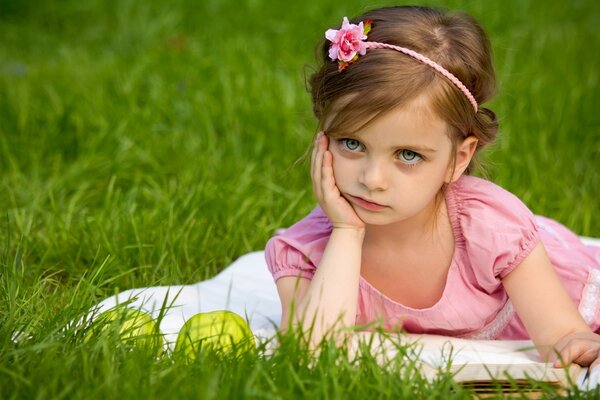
[398,149,422,164]
[340,138,363,152]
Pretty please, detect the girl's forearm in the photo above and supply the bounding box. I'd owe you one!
[292,227,365,343]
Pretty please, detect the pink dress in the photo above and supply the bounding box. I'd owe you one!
[264,175,600,339]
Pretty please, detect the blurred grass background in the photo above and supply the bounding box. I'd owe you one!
[1,0,599,398]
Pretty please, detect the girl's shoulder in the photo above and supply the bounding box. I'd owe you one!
[448,175,536,226]
[447,175,539,281]
[264,207,332,281]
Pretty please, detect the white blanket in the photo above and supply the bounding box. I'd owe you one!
[92,237,600,388]
[92,251,280,346]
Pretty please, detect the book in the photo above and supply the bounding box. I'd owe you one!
[351,332,590,397]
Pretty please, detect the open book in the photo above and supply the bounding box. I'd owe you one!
[352,332,594,397]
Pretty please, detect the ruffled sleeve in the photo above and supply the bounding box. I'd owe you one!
[264,207,332,282]
[448,176,540,291]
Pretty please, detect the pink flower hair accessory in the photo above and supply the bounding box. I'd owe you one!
[325,17,478,112]
[325,17,372,72]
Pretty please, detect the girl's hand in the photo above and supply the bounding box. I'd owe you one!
[311,132,365,230]
[551,331,600,370]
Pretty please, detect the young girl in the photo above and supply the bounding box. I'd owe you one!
[264,6,600,369]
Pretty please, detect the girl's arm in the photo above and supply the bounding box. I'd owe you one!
[502,241,600,368]
[276,227,364,341]
[276,133,365,343]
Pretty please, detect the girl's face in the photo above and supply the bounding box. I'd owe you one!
[329,97,455,227]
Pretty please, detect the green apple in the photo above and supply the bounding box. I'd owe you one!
[85,308,163,355]
[174,310,255,360]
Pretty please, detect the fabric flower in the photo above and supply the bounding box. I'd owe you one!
[325,17,372,71]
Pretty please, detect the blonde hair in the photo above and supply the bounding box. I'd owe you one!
[309,6,498,174]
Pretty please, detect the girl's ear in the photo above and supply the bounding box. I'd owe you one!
[446,136,478,183]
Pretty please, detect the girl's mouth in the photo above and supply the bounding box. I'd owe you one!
[347,195,387,211]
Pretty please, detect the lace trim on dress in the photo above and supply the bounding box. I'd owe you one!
[579,268,600,324]
[461,300,514,340]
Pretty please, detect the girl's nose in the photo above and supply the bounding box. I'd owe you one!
[358,159,388,191]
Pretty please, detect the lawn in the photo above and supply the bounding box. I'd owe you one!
[1,0,599,398]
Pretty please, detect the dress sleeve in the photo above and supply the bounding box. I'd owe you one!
[451,177,540,288]
[264,207,332,282]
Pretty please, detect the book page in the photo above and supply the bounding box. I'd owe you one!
[401,334,540,366]
[352,332,585,388]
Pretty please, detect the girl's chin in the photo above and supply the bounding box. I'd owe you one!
[352,207,395,225]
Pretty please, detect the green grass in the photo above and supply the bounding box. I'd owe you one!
[1,0,599,398]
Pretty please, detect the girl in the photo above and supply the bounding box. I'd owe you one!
[264,5,600,369]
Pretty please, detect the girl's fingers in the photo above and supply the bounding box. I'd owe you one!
[310,135,363,229]
[310,132,322,172]
[321,150,337,198]
[572,348,600,367]
[311,132,325,199]
[553,336,600,368]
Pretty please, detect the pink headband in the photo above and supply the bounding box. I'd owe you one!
[325,17,478,112]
